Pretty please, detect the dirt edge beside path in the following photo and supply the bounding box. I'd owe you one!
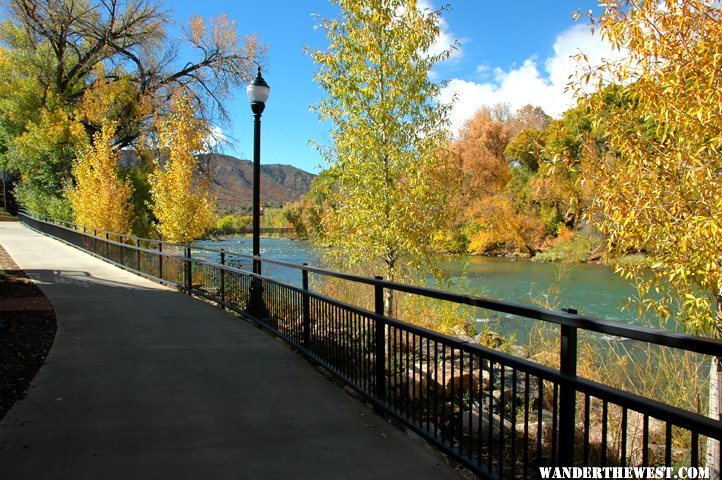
[0,244,56,420]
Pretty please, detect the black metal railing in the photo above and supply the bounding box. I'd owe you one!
[19,211,722,479]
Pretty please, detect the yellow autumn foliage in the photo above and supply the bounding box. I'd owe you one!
[68,122,133,233]
[466,194,545,256]
[575,3,722,470]
[575,0,722,335]
[80,63,154,130]
[149,93,215,243]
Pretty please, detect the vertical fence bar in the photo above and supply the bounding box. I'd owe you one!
[302,263,311,349]
[220,250,226,309]
[559,307,578,466]
[105,232,109,258]
[374,276,385,405]
[136,239,141,271]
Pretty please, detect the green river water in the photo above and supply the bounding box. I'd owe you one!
[194,237,648,335]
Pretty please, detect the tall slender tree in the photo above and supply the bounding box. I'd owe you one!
[311,0,456,316]
[68,121,133,233]
[148,92,215,243]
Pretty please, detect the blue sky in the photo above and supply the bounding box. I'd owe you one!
[169,1,613,173]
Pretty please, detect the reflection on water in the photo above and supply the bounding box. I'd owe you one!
[194,236,648,333]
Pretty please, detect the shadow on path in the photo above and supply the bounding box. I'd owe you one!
[0,224,461,480]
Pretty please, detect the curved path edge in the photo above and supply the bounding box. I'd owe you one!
[0,222,461,480]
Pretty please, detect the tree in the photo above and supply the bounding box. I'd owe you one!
[575,1,722,473]
[68,121,133,233]
[450,105,551,255]
[505,128,546,172]
[510,104,551,135]
[454,106,511,197]
[311,0,455,316]
[148,93,215,243]
[0,0,262,218]
[281,172,335,243]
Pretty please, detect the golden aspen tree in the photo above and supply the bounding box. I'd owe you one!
[149,93,215,243]
[68,122,133,233]
[575,2,722,473]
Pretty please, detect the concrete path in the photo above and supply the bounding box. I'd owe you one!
[0,222,461,480]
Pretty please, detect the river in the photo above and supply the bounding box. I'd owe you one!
[194,236,648,331]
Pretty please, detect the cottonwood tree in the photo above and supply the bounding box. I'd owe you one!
[68,121,133,233]
[311,0,456,316]
[454,106,511,198]
[510,104,551,136]
[149,92,215,243]
[0,0,262,216]
[453,105,553,255]
[574,1,721,473]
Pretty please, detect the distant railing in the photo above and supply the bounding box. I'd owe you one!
[210,226,296,236]
[19,211,722,479]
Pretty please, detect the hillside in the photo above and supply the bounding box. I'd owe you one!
[120,151,315,212]
[202,154,315,211]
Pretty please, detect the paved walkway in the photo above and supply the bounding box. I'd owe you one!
[0,222,460,480]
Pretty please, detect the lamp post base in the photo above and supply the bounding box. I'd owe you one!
[249,278,268,320]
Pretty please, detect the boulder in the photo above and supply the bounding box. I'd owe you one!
[404,362,491,400]
[463,409,514,441]
[492,387,515,405]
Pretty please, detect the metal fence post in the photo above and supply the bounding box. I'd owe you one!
[136,239,141,271]
[374,276,386,404]
[220,250,226,309]
[105,232,109,258]
[158,242,163,280]
[302,264,311,348]
[559,307,578,466]
[185,245,192,293]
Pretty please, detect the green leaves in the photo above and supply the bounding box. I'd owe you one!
[311,0,455,289]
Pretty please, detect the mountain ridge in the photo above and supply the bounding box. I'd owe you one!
[120,151,315,212]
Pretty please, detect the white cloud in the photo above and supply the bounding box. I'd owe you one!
[418,0,462,60]
[439,23,625,135]
[203,126,229,152]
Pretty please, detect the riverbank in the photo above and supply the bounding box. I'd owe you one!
[481,231,647,271]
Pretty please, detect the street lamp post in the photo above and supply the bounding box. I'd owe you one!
[247,66,270,317]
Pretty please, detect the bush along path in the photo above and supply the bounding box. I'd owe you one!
[0,244,56,420]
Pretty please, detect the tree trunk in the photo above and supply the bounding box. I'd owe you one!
[706,293,721,480]
[384,286,394,318]
[708,355,721,480]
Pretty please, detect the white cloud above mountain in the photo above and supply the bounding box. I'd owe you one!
[203,126,229,152]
